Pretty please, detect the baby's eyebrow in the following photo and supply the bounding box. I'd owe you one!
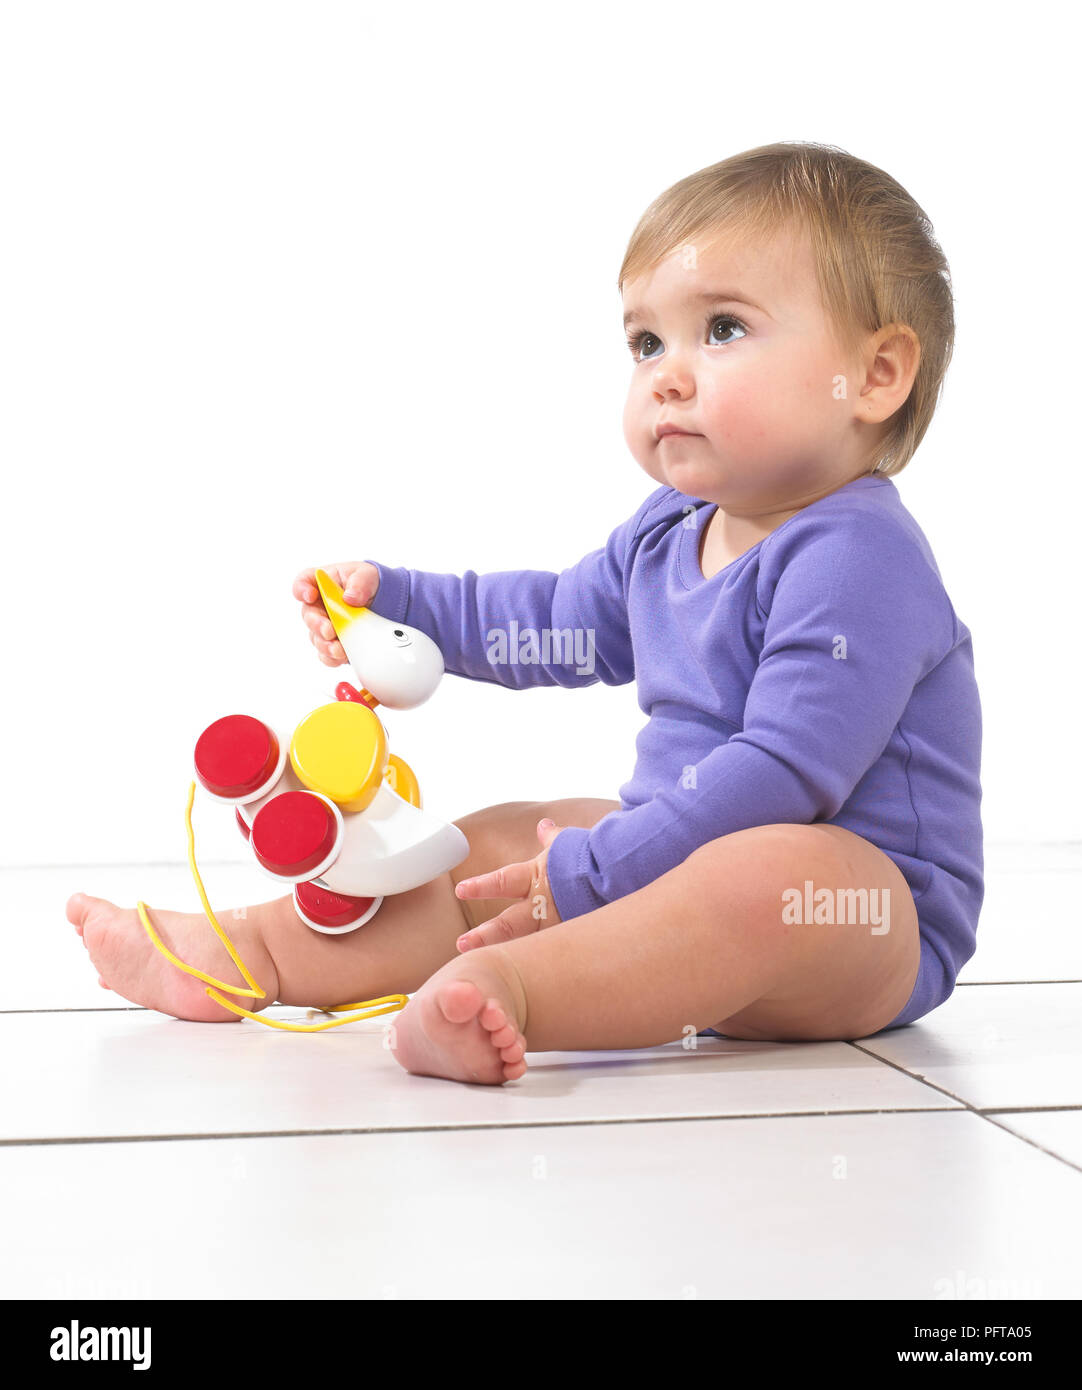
[623,289,766,328]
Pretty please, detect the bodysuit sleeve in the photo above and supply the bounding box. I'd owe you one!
[358,490,664,689]
[543,511,958,922]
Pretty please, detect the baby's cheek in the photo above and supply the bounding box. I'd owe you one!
[703,378,772,452]
[621,392,638,445]
[622,390,655,460]
[713,368,826,458]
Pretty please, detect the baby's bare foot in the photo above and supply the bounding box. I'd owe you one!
[66,893,280,1023]
[389,948,529,1085]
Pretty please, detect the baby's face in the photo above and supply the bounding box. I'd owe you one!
[621,226,878,515]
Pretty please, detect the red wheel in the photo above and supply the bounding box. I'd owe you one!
[249,791,340,879]
[294,880,378,931]
[195,714,280,799]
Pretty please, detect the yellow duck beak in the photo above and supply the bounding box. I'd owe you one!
[314,568,373,638]
[314,568,380,707]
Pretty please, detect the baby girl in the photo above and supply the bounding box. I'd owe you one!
[67,141,983,1086]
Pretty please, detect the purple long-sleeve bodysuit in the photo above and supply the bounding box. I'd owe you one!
[363,475,983,1030]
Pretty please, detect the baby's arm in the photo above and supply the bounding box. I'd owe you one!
[355,494,658,691]
[544,513,956,922]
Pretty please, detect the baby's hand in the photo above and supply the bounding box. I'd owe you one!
[453,819,567,951]
[292,562,380,667]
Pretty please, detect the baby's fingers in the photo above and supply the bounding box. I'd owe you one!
[301,603,338,644]
[307,627,347,666]
[293,564,351,605]
[293,568,320,604]
[456,901,538,952]
[455,860,531,904]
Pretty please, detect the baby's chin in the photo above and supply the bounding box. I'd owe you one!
[640,450,731,500]
[640,447,812,509]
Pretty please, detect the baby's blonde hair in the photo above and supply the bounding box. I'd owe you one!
[618,142,954,476]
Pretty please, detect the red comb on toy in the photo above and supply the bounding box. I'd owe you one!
[335,680,380,710]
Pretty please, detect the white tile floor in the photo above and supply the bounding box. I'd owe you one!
[2,844,1080,1299]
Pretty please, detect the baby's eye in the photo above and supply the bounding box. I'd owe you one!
[631,331,662,361]
[708,314,747,346]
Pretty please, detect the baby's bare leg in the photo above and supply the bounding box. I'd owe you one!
[387,822,922,1084]
[267,798,622,1006]
[69,797,620,1020]
[482,821,921,1050]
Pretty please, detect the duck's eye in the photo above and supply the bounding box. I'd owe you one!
[394,630,404,637]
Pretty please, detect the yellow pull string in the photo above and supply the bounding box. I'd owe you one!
[136,782,263,998]
[136,781,407,1031]
[204,987,406,1030]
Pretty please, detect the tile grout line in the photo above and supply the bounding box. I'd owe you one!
[848,1041,1082,1176]
[0,1107,973,1148]
[0,1006,147,1014]
[966,1113,1082,1177]
[0,1006,147,1015]
[3,1104,1081,1150]
[982,1105,1082,1113]
[953,979,1082,986]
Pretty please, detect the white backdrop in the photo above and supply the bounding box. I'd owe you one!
[1,0,1077,869]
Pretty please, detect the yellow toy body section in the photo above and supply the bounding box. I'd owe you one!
[289,701,388,813]
[136,783,406,1032]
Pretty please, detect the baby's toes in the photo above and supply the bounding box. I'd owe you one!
[437,979,486,1026]
[497,1032,526,1066]
[68,894,108,945]
[479,1000,515,1040]
[487,1020,518,1049]
[66,892,88,935]
[478,1004,527,1063]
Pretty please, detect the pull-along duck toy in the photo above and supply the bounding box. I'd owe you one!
[136,569,469,1031]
